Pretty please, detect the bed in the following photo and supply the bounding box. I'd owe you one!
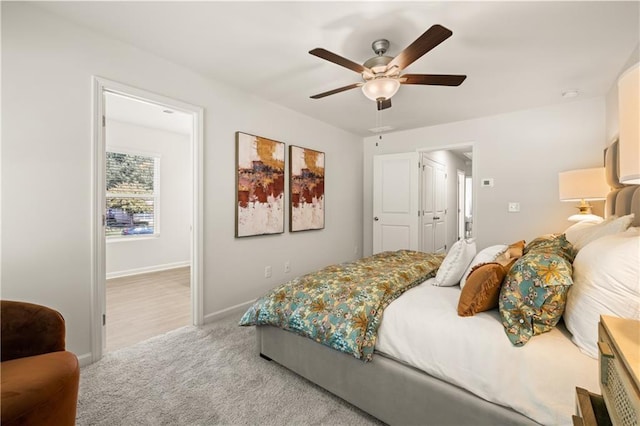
[243,140,640,425]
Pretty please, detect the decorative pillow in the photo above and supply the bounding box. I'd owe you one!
[499,234,577,346]
[565,214,634,250]
[459,245,507,289]
[564,227,640,358]
[524,234,576,260]
[458,240,525,316]
[433,239,476,287]
[458,262,511,316]
[494,240,526,265]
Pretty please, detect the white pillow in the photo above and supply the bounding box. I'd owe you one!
[459,244,508,289]
[566,214,634,250]
[564,221,597,244]
[433,239,476,287]
[564,227,640,359]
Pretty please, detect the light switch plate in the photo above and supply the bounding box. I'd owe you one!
[508,202,520,212]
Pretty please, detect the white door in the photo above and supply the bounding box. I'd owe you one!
[373,153,419,254]
[421,155,447,253]
[457,170,465,240]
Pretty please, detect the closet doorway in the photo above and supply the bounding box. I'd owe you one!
[371,145,473,255]
[419,147,473,253]
[92,77,203,361]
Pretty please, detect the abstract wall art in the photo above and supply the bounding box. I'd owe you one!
[289,145,325,232]
[235,132,285,237]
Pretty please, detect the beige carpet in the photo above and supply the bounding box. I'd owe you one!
[77,314,383,425]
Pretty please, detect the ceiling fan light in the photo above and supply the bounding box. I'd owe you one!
[362,78,400,101]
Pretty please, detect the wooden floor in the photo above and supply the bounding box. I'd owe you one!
[106,267,190,352]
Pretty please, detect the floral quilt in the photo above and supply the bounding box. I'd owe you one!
[239,250,444,361]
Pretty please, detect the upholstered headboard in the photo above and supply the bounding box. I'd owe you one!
[604,140,640,226]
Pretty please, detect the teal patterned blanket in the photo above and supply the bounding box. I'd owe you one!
[239,250,444,361]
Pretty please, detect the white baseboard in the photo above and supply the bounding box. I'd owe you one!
[106,261,190,279]
[204,299,255,324]
[77,352,94,367]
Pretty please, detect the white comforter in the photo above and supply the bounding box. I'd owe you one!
[375,279,599,426]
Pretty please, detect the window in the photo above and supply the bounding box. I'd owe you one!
[106,151,159,238]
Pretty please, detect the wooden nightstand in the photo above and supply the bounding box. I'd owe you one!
[598,315,640,426]
[574,316,640,426]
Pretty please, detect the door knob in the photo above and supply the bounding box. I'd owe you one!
[374,217,379,221]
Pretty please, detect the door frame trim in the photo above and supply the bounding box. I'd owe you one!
[90,76,204,362]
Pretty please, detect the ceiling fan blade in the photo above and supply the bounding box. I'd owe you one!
[310,83,362,99]
[377,99,392,111]
[309,48,368,74]
[388,24,453,71]
[401,74,467,86]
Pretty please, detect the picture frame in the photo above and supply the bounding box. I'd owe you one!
[235,132,285,237]
[289,145,325,232]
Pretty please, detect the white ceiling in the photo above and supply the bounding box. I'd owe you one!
[37,1,640,136]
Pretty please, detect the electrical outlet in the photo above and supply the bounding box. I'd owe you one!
[508,202,520,212]
[264,266,272,278]
[284,261,291,273]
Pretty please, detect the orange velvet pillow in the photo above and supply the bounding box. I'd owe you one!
[495,240,525,265]
[457,262,507,317]
[457,240,525,317]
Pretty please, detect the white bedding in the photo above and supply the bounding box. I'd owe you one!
[375,278,599,426]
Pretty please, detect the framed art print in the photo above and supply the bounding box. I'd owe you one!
[235,132,285,237]
[289,145,325,232]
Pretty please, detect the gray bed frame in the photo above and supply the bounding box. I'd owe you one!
[255,140,640,425]
[257,325,537,425]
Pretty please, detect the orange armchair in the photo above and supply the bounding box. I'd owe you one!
[1,300,80,426]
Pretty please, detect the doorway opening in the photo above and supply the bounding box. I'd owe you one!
[371,145,473,255]
[419,146,473,253]
[104,92,192,351]
[92,77,203,362]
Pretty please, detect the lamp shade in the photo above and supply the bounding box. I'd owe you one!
[558,167,609,201]
[361,78,400,101]
[618,62,640,184]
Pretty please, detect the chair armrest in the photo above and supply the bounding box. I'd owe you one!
[1,300,66,361]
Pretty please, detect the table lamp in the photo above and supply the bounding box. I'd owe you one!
[558,167,609,221]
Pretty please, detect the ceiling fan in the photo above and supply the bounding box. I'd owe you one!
[309,24,466,111]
